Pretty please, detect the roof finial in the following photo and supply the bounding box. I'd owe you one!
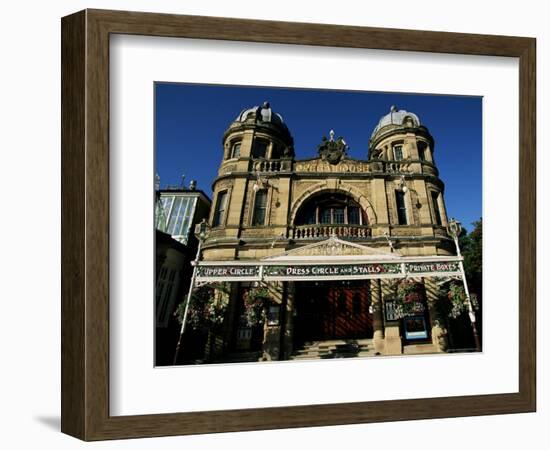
[329,129,335,141]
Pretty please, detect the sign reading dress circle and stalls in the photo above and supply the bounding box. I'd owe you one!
[263,263,401,280]
[195,259,462,282]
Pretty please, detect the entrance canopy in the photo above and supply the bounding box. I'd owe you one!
[196,236,462,282]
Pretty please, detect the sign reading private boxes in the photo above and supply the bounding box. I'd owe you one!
[405,261,460,274]
[195,260,461,281]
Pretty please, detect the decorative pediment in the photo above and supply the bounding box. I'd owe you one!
[262,236,401,261]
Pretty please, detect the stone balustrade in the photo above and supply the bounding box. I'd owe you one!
[253,159,291,173]
[386,161,412,173]
[292,224,372,239]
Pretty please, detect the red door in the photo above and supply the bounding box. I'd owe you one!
[295,281,373,342]
[327,283,372,339]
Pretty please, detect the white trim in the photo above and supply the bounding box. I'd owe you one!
[197,255,462,266]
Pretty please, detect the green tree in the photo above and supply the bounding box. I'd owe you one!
[460,219,482,296]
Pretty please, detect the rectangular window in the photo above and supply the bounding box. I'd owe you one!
[173,197,190,236]
[252,140,268,158]
[348,207,360,225]
[393,145,404,161]
[417,142,426,161]
[231,142,241,158]
[432,192,442,225]
[333,207,345,224]
[320,208,331,224]
[212,191,227,227]
[252,190,268,226]
[166,196,183,234]
[303,206,316,225]
[395,190,408,225]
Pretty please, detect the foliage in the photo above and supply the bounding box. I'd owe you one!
[459,219,483,296]
[447,283,468,318]
[385,279,425,319]
[174,282,230,331]
[242,286,272,327]
[433,282,479,319]
[451,218,482,323]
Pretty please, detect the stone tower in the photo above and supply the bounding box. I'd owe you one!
[205,102,295,260]
[368,105,452,256]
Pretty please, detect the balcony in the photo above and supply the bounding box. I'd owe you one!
[292,224,372,240]
[252,159,292,173]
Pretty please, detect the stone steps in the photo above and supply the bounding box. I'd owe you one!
[290,339,376,360]
[214,351,262,363]
[402,343,439,354]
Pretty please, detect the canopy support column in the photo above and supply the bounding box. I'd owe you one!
[381,280,402,355]
[425,277,449,352]
[371,279,385,354]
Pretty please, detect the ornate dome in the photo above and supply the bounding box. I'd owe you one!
[227,101,293,146]
[371,105,421,138]
[235,101,287,128]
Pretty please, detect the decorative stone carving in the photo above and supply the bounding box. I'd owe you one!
[265,236,399,259]
[317,130,348,165]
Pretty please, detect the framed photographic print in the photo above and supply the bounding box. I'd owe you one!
[61,9,536,441]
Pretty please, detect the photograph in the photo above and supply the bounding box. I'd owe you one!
[153,83,483,366]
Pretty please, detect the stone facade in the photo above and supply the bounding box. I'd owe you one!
[201,102,457,360]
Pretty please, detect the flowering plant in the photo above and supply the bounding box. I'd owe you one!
[446,283,467,318]
[446,283,479,318]
[386,279,425,319]
[175,282,230,331]
[243,286,271,327]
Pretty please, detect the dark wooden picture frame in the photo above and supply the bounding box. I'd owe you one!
[61,9,536,441]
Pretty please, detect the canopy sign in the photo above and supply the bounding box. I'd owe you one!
[195,259,462,282]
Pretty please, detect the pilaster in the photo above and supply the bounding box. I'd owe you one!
[424,277,449,352]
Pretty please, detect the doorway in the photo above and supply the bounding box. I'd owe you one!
[294,280,373,343]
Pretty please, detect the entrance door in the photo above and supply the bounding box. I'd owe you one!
[295,281,373,342]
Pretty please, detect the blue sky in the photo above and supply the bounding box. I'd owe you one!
[155,83,482,231]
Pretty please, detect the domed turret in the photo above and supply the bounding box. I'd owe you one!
[368,105,434,166]
[235,101,287,129]
[221,102,294,163]
[225,101,293,149]
[371,105,421,139]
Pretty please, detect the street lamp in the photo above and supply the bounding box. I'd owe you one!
[447,218,481,351]
[172,219,210,365]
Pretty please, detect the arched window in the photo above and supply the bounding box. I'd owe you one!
[295,193,367,226]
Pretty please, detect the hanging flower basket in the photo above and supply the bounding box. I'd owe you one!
[446,283,478,318]
[243,286,272,327]
[175,282,230,331]
[386,279,425,319]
